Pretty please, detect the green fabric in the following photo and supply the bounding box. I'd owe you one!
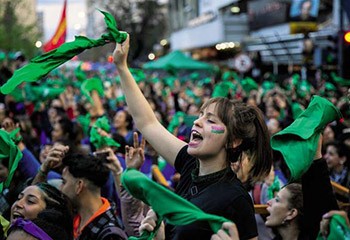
[0,215,9,238]
[157,158,167,171]
[9,128,22,144]
[241,77,258,93]
[0,51,6,62]
[271,96,341,181]
[212,81,235,97]
[317,214,350,240]
[31,85,65,101]
[0,129,23,193]
[267,175,280,200]
[0,10,127,94]
[167,111,185,134]
[90,116,120,149]
[297,80,312,98]
[331,72,350,86]
[121,168,231,240]
[325,82,337,91]
[76,114,91,136]
[81,77,104,104]
[9,88,25,102]
[74,63,87,81]
[291,102,304,120]
[130,68,146,83]
[262,80,275,93]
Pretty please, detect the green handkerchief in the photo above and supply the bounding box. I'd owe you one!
[271,96,341,181]
[121,168,231,240]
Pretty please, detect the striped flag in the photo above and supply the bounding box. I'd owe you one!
[43,0,67,52]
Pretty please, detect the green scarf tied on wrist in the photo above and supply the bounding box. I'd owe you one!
[121,168,231,240]
[0,129,23,193]
[271,95,341,181]
[0,10,127,94]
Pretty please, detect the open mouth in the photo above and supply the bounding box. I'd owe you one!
[12,212,24,220]
[191,130,203,142]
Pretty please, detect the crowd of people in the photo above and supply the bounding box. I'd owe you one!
[0,30,349,240]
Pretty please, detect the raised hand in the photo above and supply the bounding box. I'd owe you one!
[211,222,240,240]
[100,147,123,176]
[113,33,130,68]
[125,132,146,170]
[41,143,69,173]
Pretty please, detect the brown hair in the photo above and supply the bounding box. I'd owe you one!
[200,97,272,182]
[284,183,304,228]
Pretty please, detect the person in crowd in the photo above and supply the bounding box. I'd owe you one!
[265,135,339,239]
[7,182,73,239]
[112,109,134,146]
[7,209,72,240]
[324,141,350,187]
[59,151,127,240]
[113,34,272,239]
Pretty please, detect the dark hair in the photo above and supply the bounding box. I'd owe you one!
[284,183,304,229]
[325,141,350,163]
[62,153,110,188]
[56,118,75,141]
[35,183,73,237]
[200,97,273,182]
[8,209,73,240]
[116,109,133,131]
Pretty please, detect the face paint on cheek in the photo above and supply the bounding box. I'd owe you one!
[211,125,225,134]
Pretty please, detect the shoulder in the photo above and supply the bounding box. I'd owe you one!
[174,145,195,173]
[98,224,128,240]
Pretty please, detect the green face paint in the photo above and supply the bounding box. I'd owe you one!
[211,126,225,134]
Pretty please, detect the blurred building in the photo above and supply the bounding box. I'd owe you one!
[167,0,350,76]
[168,0,248,61]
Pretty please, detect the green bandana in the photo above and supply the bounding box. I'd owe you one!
[317,214,350,240]
[212,81,235,97]
[121,168,231,240]
[271,96,341,181]
[167,111,185,134]
[331,72,350,86]
[74,63,87,82]
[0,51,6,62]
[0,129,23,193]
[240,77,258,93]
[76,114,91,136]
[81,77,104,104]
[0,10,127,94]
[267,175,280,200]
[90,116,120,149]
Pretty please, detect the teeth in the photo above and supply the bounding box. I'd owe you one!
[191,130,203,140]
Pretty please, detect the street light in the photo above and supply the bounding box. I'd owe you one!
[148,53,155,60]
[35,41,42,48]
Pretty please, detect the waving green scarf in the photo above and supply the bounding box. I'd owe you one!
[121,168,231,240]
[0,10,127,94]
[90,116,120,149]
[271,96,341,181]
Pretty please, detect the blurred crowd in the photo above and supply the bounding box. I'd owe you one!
[0,42,350,240]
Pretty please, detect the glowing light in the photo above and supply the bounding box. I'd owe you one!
[231,6,240,13]
[160,39,168,46]
[148,53,155,60]
[35,41,42,48]
[344,32,350,44]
